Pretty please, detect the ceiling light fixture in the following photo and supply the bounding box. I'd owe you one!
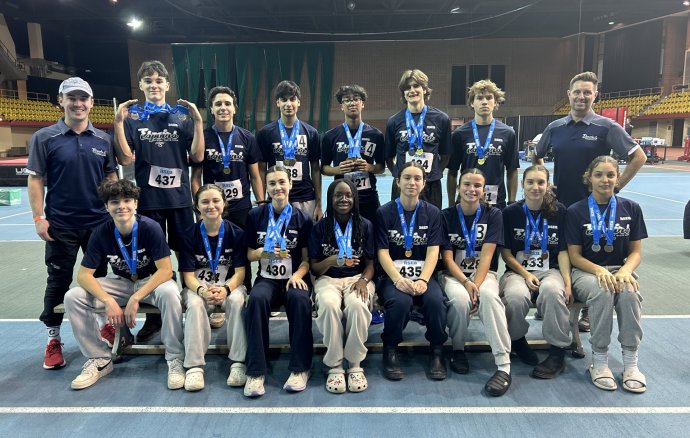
[127,18,143,30]
[450,7,462,14]
[684,1,690,6]
[608,21,615,25]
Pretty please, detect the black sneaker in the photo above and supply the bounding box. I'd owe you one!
[383,345,404,380]
[136,313,162,343]
[511,337,539,366]
[428,346,447,380]
[578,307,590,332]
[531,346,566,379]
[449,350,469,374]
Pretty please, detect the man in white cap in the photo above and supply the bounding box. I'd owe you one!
[27,77,118,369]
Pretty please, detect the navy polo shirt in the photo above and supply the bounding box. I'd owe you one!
[27,119,117,229]
[196,125,260,212]
[179,219,247,283]
[441,204,503,272]
[309,216,374,278]
[124,112,195,210]
[321,123,385,205]
[82,215,170,279]
[447,120,519,208]
[535,111,639,207]
[256,119,321,202]
[385,106,451,182]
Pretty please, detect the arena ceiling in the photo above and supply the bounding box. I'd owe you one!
[2,0,689,43]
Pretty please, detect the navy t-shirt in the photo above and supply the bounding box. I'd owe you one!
[447,120,519,208]
[245,203,313,281]
[535,111,639,207]
[257,119,321,202]
[565,195,647,266]
[27,119,117,229]
[375,200,444,261]
[441,204,503,272]
[82,215,171,279]
[321,123,385,204]
[502,200,567,272]
[124,112,195,210]
[309,216,374,279]
[197,125,260,212]
[385,106,451,182]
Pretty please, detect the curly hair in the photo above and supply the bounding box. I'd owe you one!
[467,79,506,110]
[322,179,364,253]
[97,179,140,204]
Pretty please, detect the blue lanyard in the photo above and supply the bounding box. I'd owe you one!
[128,102,189,121]
[588,195,617,247]
[278,119,300,160]
[114,221,138,276]
[213,126,236,172]
[471,119,495,161]
[522,203,548,254]
[395,198,419,255]
[458,204,482,258]
[333,217,353,260]
[404,106,427,155]
[264,203,293,253]
[343,122,364,159]
[200,221,225,276]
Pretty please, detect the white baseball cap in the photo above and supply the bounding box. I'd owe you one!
[58,77,93,96]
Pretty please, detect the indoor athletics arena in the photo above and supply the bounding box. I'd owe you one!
[1,1,690,436]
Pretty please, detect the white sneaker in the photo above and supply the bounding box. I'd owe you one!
[184,367,205,391]
[283,371,311,392]
[227,363,247,387]
[209,312,225,329]
[71,358,113,390]
[167,358,185,390]
[244,375,265,397]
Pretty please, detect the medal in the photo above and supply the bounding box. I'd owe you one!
[345,258,354,267]
[523,204,549,263]
[463,256,475,265]
[223,167,231,175]
[115,221,138,282]
[477,158,486,166]
[261,251,271,259]
[178,113,188,122]
[396,198,419,260]
[415,148,424,156]
[592,244,601,252]
[458,204,482,267]
[336,257,345,266]
[278,118,300,168]
[604,245,614,253]
[343,122,364,160]
[588,195,617,255]
[405,250,412,258]
[471,119,495,169]
[334,217,354,268]
[131,274,138,281]
[129,111,140,120]
[284,159,296,166]
[280,249,288,258]
[541,250,549,260]
[405,106,428,159]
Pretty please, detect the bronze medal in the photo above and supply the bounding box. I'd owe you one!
[541,250,549,260]
[405,250,412,258]
[345,258,354,267]
[591,244,601,252]
[223,167,231,175]
[604,245,614,253]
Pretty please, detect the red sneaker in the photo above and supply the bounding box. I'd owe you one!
[99,323,132,363]
[100,323,116,348]
[43,339,66,369]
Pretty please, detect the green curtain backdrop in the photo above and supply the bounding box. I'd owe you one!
[172,43,334,133]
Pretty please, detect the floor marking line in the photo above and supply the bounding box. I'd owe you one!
[619,190,686,204]
[0,211,31,220]
[1,406,690,414]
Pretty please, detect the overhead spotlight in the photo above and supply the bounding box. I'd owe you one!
[684,1,690,6]
[608,21,615,25]
[127,18,143,30]
[346,1,356,12]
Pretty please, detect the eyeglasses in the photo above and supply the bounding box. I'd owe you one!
[341,97,362,105]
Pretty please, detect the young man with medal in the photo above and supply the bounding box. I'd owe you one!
[63,180,185,390]
[179,184,248,391]
[447,80,518,210]
[309,179,375,393]
[500,165,573,379]
[532,72,646,336]
[28,77,118,370]
[438,168,509,396]
[321,85,385,224]
[385,69,451,210]
[243,166,313,397]
[113,60,204,343]
[375,162,447,381]
[565,156,647,393]
[257,80,323,221]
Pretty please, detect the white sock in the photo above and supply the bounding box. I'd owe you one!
[47,326,60,344]
[622,348,639,370]
[498,363,510,374]
[592,350,608,367]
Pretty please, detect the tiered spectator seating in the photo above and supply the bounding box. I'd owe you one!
[643,91,690,115]
[0,96,113,123]
[555,94,660,116]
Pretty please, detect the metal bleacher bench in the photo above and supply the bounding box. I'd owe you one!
[54,300,585,361]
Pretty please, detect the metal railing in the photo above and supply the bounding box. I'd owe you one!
[599,87,662,99]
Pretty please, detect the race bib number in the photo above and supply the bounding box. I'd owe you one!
[345,171,371,190]
[260,257,292,280]
[277,161,303,181]
[454,249,480,274]
[195,265,230,286]
[393,259,423,280]
[405,152,434,174]
[148,165,182,188]
[484,185,498,205]
[216,180,243,200]
[516,250,549,271]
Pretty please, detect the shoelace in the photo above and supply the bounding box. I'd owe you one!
[46,342,62,355]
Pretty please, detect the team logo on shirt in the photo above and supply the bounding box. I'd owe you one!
[320,243,364,258]
[138,128,180,148]
[512,227,559,245]
[387,230,428,246]
[399,130,437,145]
[583,223,631,237]
[206,149,245,163]
[106,253,151,271]
[256,231,299,249]
[582,134,599,141]
[447,224,488,248]
[272,135,308,156]
[335,140,376,157]
[466,142,504,157]
[91,148,107,157]
[194,254,233,268]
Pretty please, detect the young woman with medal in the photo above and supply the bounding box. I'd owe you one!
[178,184,249,391]
[243,166,313,397]
[438,168,510,396]
[499,165,572,379]
[309,179,375,393]
[375,162,447,381]
[565,156,648,393]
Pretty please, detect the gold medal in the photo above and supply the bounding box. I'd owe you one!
[478,158,486,166]
[415,148,424,156]
[129,112,140,120]
[131,274,138,281]
[285,159,296,166]
[223,167,231,175]
[405,250,412,258]
[279,249,288,258]
[261,251,271,259]
[178,113,188,122]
